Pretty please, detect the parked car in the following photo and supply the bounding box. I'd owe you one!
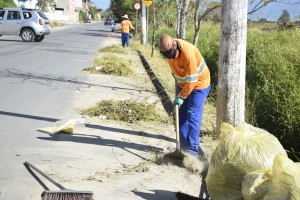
[0,7,51,42]
[84,17,91,23]
[112,19,121,32]
[104,18,114,25]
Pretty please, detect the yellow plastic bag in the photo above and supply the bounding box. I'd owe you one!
[242,170,272,200]
[206,123,287,200]
[264,155,300,200]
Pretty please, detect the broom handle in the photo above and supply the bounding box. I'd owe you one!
[24,161,65,190]
[174,80,180,150]
[175,104,180,150]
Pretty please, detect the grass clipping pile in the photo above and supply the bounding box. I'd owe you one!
[83,54,134,76]
[80,100,170,123]
[99,45,128,54]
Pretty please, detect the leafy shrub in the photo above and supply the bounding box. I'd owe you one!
[79,10,88,22]
[0,0,16,7]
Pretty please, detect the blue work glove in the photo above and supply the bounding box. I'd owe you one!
[173,97,184,107]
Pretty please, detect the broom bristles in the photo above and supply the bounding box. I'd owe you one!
[41,190,94,200]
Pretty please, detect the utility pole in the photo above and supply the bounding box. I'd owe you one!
[151,0,155,57]
[141,0,147,45]
[216,0,248,135]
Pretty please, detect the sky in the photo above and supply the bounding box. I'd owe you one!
[93,0,300,21]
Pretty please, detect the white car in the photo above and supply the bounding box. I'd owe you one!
[111,20,121,32]
[0,7,51,42]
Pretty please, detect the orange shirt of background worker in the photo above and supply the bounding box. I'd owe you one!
[120,15,134,33]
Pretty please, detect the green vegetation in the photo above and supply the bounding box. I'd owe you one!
[81,100,170,123]
[246,29,300,156]
[79,10,88,22]
[0,0,16,7]
[83,55,134,76]
[36,0,55,12]
[200,23,300,160]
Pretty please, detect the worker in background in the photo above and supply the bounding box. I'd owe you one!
[159,34,211,158]
[120,14,135,48]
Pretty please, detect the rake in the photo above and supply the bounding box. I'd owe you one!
[24,161,94,200]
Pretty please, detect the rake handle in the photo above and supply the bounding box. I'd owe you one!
[24,161,65,190]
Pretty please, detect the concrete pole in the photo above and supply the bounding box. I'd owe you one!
[216,0,248,136]
[141,1,147,45]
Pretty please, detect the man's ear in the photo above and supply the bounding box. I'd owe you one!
[172,40,177,49]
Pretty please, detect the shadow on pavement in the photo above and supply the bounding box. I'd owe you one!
[0,110,175,143]
[37,133,164,154]
[0,69,154,93]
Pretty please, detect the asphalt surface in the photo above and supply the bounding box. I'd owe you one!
[0,21,121,199]
[0,22,204,200]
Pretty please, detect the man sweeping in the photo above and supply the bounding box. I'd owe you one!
[159,34,211,158]
[120,14,135,48]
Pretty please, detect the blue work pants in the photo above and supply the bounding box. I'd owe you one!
[121,33,130,48]
[178,86,211,157]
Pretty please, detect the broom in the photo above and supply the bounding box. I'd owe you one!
[162,104,187,165]
[24,161,94,200]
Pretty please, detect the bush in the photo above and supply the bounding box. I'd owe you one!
[246,29,300,156]
[0,0,16,7]
[79,10,88,22]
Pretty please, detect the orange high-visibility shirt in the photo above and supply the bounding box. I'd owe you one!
[120,20,134,33]
[167,39,210,99]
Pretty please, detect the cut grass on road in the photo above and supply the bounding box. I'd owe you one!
[83,54,134,76]
[80,100,171,123]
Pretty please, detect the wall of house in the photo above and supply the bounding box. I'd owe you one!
[13,0,84,23]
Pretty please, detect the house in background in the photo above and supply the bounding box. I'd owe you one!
[13,0,95,22]
[47,0,82,22]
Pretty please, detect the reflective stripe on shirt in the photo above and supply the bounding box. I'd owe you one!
[172,58,207,83]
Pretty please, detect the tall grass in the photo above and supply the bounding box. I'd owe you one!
[246,29,300,155]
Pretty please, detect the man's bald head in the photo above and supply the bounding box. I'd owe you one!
[159,35,174,52]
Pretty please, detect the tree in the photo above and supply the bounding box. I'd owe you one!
[278,9,291,22]
[36,0,55,11]
[175,0,180,38]
[248,0,299,16]
[258,18,268,22]
[0,0,16,7]
[216,0,248,135]
[193,0,221,45]
[175,0,191,39]
[110,0,135,20]
[141,0,147,45]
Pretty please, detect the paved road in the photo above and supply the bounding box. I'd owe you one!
[0,22,120,199]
